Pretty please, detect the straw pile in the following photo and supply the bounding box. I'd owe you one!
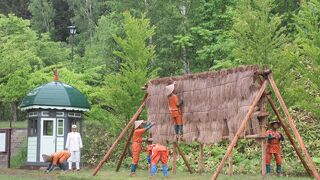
[146,65,262,144]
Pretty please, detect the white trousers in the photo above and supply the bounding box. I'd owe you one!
[68,151,81,170]
[68,151,81,162]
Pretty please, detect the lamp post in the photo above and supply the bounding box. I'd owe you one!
[67,25,76,63]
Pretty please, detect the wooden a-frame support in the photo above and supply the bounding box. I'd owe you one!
[212,73,320,180]
[92,93,194,176]
[92,94,148,176]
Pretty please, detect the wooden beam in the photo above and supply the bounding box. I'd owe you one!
[260,117,267,176]
[265,89,313,176]
[174,142,193,174]
[228,134,234,176]
[268,74,319,179]
[92,93,148,176]
[212,80,268,180]
[222,134,264,140]
[172,143,177,174]
[116,126,135,172]
[199,143,205,174]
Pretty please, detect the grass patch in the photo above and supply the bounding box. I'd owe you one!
[10,140,27,168]
[0,168,313,180]
[0,121,27,128]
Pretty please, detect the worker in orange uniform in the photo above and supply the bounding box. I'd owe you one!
[151,143,169,177]
[42,150,71,173]
[265,121,284,176]
[166,82,184,141]
[146,139,155,172]
[130,120,154,176]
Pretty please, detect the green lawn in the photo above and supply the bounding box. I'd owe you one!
[0,168,313,180]
[0,121,27,128]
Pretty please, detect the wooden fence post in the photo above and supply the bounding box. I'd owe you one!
[174,142,193,174]
[172,143,177,174]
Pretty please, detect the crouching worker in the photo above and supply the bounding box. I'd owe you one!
[265,121,284,176]
[151,143,169,177]
[42,150,71,173]
[146,139,155,172]
[130,120,154,176]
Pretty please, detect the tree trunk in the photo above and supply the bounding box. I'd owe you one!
[182,46,190,74]
[10,102,17,122]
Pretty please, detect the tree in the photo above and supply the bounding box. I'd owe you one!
[231,0,288,66]
[28,0,56,34]
[0,15,42,121]
[96,12,156,119]
[291,0,320,116]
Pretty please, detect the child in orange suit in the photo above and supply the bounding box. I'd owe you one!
[265,121,284,176]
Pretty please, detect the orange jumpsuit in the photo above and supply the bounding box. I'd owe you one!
[131,128,146,164]
[146,144,155,164]
[51,151,71,165]
[265,130,282,165]
[168,94,183,125]
[151,144,169,165]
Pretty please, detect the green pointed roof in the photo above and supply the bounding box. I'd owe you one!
[20,81,90,112]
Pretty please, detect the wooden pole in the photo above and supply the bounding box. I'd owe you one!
[260,117,267,176]
[172,143,177,174]
[116,126,135,172]
[228,134,234,176]
[212,80,268,180]
[265,87,313,176]
[92,94,148,176]
[268,74,320,179]
[174,142,193,174]
[199,143,205,174]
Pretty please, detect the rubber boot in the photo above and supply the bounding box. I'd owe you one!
[151,164,157,176]
[266,164,271,174]
[162,164,168,177]
[276,165,281,176]
[129,164,137,176]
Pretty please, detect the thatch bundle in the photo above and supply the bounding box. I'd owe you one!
[146,65,262,144]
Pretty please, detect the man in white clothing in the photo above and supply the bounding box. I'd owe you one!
[65,124,83,171]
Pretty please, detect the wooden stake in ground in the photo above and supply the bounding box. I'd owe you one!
[174,142,193,174]
[268,74,319,178]
[212,80,268,180]
[228,134,234,176]
[199,143,205,174]
[116,126,135,172]
[172,143,177,174]
[92,94,148,176]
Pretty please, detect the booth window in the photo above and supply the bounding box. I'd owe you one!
[57,119,64,136]
[43,120,53,136]
[29,119,37,136]
[56,112,64,117]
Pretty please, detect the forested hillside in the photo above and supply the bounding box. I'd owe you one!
[0,0,319,174]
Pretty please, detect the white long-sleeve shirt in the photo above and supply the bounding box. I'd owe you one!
[65,132,83,151]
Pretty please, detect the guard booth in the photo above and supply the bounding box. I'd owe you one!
[19,80,90,166]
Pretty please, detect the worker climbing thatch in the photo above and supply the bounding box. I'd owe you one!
[166,82,184,141]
